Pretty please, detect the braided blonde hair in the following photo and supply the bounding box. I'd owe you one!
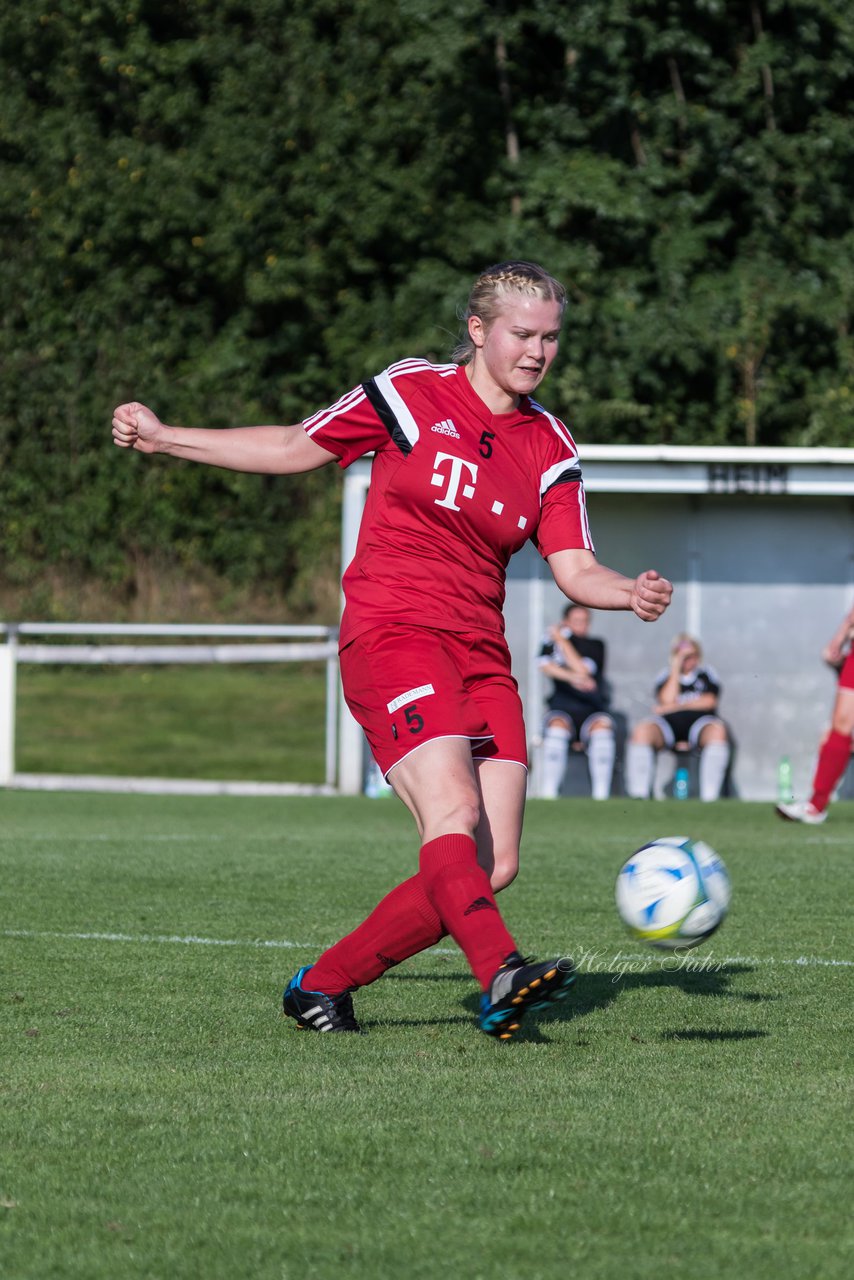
[452,261,567,364]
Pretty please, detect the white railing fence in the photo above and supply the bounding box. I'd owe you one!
[0,622,340,796]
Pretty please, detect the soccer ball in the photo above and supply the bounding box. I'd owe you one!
[615,835,731,950]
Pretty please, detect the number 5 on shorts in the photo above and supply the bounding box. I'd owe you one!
[404,705,424,734]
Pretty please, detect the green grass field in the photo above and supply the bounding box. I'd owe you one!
[1,793,851,1280]
[14,664,328,782]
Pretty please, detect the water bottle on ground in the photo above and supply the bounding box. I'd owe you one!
[778,756,794,804]
[674,766,690,800]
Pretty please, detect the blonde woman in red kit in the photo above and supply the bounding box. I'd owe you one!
[113,261,672,1040]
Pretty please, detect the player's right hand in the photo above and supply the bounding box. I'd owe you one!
[630,569,673,622]
[111,401,165,454]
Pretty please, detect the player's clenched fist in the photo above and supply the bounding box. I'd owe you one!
[630,569,673,622]
[111,402,165,454]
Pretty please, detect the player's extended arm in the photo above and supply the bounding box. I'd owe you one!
[111,402,336,474]
[547,549,672,623]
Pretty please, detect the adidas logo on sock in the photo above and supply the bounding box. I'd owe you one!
[463,895,497,916]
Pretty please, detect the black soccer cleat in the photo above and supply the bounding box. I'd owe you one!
[282,966,363,1033]
[478,950,576,1041]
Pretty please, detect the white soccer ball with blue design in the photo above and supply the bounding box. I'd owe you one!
[615,836,731,950]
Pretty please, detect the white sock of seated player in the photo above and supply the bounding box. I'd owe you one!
[699,740,730,801]
[625,741,655,799]
[541,725,572,798]
[587,727,616,800]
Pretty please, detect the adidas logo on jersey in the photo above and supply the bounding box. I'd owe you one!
[430,418,460,438]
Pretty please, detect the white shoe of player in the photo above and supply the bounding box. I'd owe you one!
[775,800,827,825]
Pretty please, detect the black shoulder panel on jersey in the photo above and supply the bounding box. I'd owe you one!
[362,378,413,456]
[544,465,582,492]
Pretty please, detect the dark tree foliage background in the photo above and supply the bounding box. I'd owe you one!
[1,0,852,619]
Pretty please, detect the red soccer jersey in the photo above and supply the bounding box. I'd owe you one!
[303,360,593,647]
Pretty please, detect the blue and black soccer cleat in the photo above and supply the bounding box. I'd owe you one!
[282,965,363,1033]
[479,950,576,1041]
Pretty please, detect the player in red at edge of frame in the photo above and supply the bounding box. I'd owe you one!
[112,261,673,1041]
[776,602,854,825]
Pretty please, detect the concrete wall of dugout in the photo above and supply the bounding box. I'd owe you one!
[339,446,854,801]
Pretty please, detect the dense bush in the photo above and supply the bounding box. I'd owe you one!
[1,1,852,617]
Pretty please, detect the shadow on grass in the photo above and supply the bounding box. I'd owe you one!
[472,962,767,1044]
[365,963,772,1043]
[569,961,769,1009]
[532,962,770,1040]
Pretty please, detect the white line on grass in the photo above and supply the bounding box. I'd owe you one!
[2,928,314,949]
[0,834,250,843]
[2,928,852,968]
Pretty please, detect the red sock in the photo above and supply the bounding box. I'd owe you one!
[304,875,445,994]
[419,833,517,991]
[810,730,852,811]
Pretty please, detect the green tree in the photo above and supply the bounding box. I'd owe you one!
[1,1,852,618]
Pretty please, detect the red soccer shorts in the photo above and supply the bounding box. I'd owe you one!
[839,649,854,690]
[339,625,528,778]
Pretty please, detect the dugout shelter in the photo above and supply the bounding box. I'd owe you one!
[339,445,854,802]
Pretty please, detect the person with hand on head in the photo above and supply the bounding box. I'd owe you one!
[539,603,616,800]
[777,604,854,825]
[113,260,672,1041]
[625,633,730,801]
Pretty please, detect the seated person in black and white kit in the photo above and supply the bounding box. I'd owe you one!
[539,603,616,800]
[625,632,730,801]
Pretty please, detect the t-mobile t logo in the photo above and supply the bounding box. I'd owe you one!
[431,452,479,511]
